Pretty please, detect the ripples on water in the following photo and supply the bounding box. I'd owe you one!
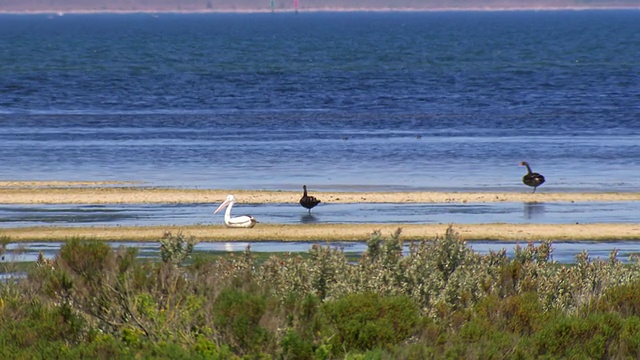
[1,201,640,227]
[0,11,639,191]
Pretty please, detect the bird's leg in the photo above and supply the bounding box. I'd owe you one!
[532,187,536,194]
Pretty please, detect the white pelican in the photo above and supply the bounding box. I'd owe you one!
[214,195,257,228]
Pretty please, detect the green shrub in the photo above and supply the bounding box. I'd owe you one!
[533,313,622,358]
[474,292,547,335]
[193,334,234,359]
[308,243,351,300]
[280,329,315,360]
[57,238,113,283]
[0,299,87,360]
[618,316,640,358]
[321,292,420,355]
[212,287,270,355]
[282,292,322,338]
[62,333,130,359]
[386,342,437,360]
[9,228,640,358]
[160,231,198,266]
[596,280,640,317]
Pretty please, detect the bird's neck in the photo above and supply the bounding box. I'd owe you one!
[524,164,533,174]
[303,188,308,197]
[224,202,234,222]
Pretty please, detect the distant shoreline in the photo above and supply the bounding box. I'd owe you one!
[1,6,639,15]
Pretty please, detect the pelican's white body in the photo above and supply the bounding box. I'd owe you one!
[214,195,257,228]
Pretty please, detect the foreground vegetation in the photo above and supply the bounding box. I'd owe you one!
[3,227,640,359]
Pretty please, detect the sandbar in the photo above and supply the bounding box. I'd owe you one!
[2,223,640,243]
[1,182,640,204]
[0,223,640,242]
[1,181,639,243]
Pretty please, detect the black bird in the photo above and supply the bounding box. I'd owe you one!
[300,185,321,213]
[520,161,546,193]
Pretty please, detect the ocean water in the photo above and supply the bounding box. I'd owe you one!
[1,11,639,192]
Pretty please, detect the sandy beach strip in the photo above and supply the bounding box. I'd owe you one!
[1,184,640,204]
[2,223,640,243]
[2,182,638,243]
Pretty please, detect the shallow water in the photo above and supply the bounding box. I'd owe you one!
[2,239,639,265]
[1,201,639,228]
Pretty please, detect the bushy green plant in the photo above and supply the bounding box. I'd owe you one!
[618,316,640,359]
[160,230,198,266]
[192,334,234,359]
[280,329,315,360]
[212,287,270,355]
[6,227,640,358]
[474,292,548,336]
[321,292,420,355]
[281,292,323,341]
[533,313,622,359]
[595,280,640,316]
[58,238,113,282]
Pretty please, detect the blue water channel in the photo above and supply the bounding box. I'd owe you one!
[2,240,639,266]
[1,201,639,228]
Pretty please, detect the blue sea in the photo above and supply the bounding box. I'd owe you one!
[1,10,639,192]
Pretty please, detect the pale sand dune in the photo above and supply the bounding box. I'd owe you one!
[2,223,640,242]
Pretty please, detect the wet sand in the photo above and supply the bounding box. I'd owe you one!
[1,181,640,204]
[2,223,640,242]
[1,181,639,242]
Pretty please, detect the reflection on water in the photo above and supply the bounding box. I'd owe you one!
[524,202,545,220]
[300,214,319,224]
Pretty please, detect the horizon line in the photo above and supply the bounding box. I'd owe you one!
[1,5,639,15]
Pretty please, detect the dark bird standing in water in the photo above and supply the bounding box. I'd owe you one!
[300,185,321,213]
[520,161,545,193]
